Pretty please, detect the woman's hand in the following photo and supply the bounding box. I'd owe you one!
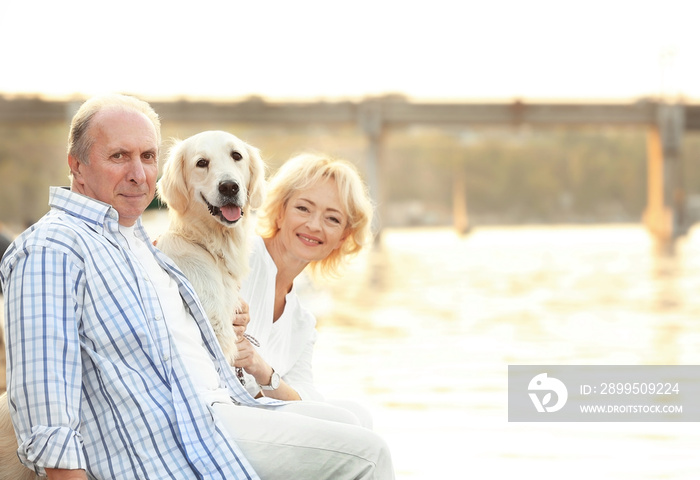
[234,336,301,401]
[231,299,301,401]
[233,300,250,338]
[234,335,270,381]
[232,299,267,380]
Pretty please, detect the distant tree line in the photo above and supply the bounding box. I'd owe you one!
[2,120,700,230]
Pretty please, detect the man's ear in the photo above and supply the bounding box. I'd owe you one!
[68,155,84,185]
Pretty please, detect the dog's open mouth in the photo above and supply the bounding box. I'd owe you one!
[202,194,243,224]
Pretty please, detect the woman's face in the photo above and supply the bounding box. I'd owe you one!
[277,178,348,263]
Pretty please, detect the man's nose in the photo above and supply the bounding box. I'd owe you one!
[129,159,147,184]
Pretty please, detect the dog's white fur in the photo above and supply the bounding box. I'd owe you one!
[156,130,266,364]
[0,392,36,479]
[0,131,265,479]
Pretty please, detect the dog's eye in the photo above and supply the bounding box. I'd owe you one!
[196,158,209,168]
[231,151,243,161]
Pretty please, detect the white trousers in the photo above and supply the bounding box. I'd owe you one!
[211,401,395,480]
[326,399,374,430]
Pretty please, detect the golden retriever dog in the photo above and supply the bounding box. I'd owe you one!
[157,130,266,365]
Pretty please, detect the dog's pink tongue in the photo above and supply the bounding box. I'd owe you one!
[221,205,242,222]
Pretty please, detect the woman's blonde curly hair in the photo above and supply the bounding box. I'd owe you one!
[257,153,375,278]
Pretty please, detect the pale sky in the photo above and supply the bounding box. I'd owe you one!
[0,0,698,102]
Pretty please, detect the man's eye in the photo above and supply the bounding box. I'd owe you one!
[196,158,209,168]
[112,153,123,159]
[231,151,242,161]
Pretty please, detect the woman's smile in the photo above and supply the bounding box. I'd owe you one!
[297,233,323,245]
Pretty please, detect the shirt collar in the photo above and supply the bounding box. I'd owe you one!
[48,186,150,242]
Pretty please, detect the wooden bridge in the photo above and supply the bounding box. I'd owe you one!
[2,95,698,246]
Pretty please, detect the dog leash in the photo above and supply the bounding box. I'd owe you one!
[236,333,260,387]
[242,333,260,347]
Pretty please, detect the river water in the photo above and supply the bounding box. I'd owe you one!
[3,218,700,478]
[297,223,700,480]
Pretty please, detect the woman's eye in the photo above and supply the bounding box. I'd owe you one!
[328,216,341,224]
[196,158,209,168]
[231,151,242,161]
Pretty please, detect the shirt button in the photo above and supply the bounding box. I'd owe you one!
[155,315,163,321]
[163,355,169,361]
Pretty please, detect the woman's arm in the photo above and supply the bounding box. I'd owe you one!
[233,301,301,400]
[276,330,325,401]
[234,336,301,401]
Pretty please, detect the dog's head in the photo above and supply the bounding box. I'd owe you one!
[158,131,266,226]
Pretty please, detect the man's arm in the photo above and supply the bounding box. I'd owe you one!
[45,469,88,480]
[4,244,86,473]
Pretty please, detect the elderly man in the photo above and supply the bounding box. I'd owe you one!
[0,94,394,480]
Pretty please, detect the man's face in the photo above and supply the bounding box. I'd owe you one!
[70,109,158,226]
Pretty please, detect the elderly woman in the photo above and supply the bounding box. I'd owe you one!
[235,153,374,424]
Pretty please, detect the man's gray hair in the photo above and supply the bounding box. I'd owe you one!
[67,94,161,165]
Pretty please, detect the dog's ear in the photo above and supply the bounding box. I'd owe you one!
[246,144,267,209]
[157,138,191,213]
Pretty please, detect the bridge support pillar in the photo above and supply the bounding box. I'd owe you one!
[643,103,686,249]
[358,101,385,241]
[453,165,470,235]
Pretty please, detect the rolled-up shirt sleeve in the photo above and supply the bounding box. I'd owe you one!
[3,243,86,474]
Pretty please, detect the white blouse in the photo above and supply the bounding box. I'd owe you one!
[239,236,322,400]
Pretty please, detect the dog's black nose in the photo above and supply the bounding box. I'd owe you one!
[219,181,239,197]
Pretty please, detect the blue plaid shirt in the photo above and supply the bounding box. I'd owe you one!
[0,187,267,479]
